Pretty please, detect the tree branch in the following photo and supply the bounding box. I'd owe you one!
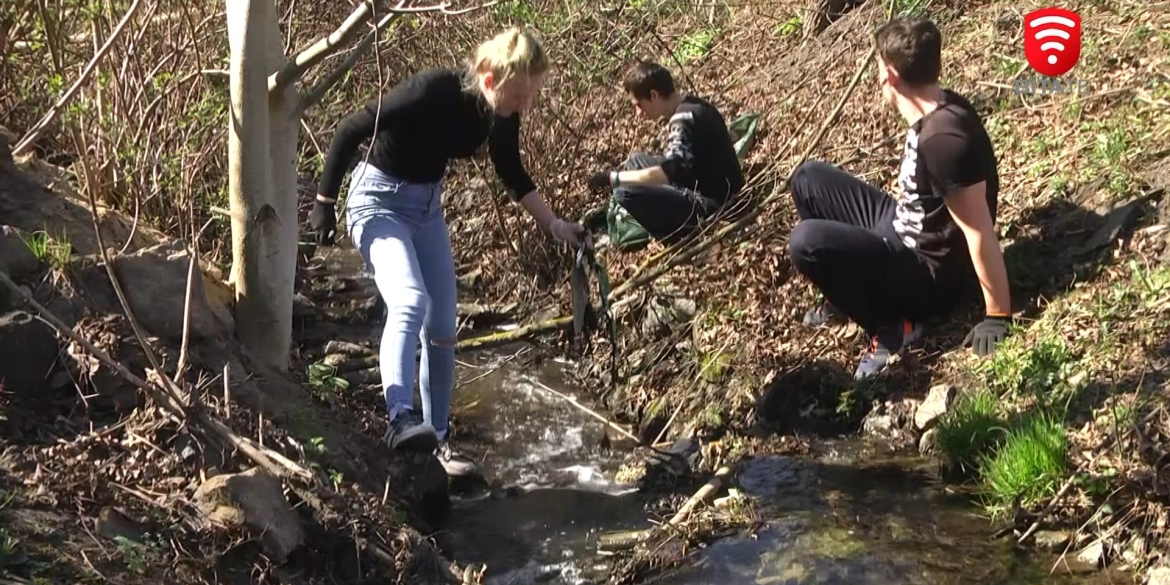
[271,0,500,96]
[298,10,401,112]
[13,0,143,157]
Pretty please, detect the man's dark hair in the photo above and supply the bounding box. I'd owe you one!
[622,60,675,100]
[873,17,942,87]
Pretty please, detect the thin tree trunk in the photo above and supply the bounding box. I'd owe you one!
[227,0,286,369]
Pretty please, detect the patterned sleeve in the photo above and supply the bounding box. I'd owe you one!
[659,110,697,188]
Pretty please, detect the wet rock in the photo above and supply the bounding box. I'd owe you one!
[194,467,305,561]
[0,225,44,279]
[918,428,938,456]
[737,455,813,500]
[109,240,235,342]
[1033,530,1072,552]
[97,507,145,544]
[861,398,919,450]
[915,384,955,431]
[0,310,60,395]
[1068,538,1106,573]
[1146,564,1170,585]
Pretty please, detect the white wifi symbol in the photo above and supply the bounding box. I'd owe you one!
[1029,14,1076,65]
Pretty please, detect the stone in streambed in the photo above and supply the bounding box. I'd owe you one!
[915,384,955,431]
[1032,530,1071,552]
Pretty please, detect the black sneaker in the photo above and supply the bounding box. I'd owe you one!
[383,409,438,453]
[802,299,845,329]
[854,320,923,380]
[436,440,479,478]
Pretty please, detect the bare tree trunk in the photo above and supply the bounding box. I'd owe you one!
[226,0,299,370]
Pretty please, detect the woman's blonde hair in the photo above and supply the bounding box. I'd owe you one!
[465,26,549,90]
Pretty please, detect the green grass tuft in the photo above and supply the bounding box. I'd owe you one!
[935,388,1005,476]
[978,411,1069,520]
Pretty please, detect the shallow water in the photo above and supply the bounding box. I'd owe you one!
[435,350,1130,585]
[663,450,1129,585]
[434,350,648,584]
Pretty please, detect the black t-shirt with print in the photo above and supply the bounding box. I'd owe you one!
[658,95,745,204]
[891,89,1000,280]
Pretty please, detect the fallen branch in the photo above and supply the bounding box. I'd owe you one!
[667,464,735,526]
[454,316,571,350]
[529,379,640,444]
[597,463,738,553]
[13,0,143,156]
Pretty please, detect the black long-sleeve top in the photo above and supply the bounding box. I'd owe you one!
[318,67,537,202]
[658,94,744,203]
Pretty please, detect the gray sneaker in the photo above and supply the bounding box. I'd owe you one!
[854,320,923,380]
[436,440,479,478]
[383,409,438,452]
[802,299,845,329]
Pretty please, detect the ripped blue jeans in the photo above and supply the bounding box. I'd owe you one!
[345,162,456,438]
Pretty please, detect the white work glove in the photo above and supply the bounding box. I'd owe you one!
[549,218,586,246]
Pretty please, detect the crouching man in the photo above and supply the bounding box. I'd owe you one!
[787,16,1013,379]
[586,60,744,245]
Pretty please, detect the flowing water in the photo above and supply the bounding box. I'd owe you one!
[429,347,1127,585]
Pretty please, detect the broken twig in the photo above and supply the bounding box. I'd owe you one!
[528,379,640,444]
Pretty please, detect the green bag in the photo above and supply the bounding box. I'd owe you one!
[729,112,762,162]
[605,195,652,251]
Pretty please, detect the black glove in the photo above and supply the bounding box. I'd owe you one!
[963,315,1011,357]
[587,170,614,192]
[309,199,336,245]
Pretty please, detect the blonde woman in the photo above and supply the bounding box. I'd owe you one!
[311,27,584,477]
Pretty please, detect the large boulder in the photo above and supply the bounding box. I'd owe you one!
[193,467,305,561]
[0,310,60,395]
[0,226,43,280]
[109,240,235,342]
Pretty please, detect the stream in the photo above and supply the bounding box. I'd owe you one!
[432,346,1131,585]
[304,249,1125,584]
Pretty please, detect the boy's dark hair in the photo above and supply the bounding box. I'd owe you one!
[873,17,942,87]
[622,60,675,100]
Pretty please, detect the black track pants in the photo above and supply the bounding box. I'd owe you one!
[787,160,960,334]
[613,152,720,244]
